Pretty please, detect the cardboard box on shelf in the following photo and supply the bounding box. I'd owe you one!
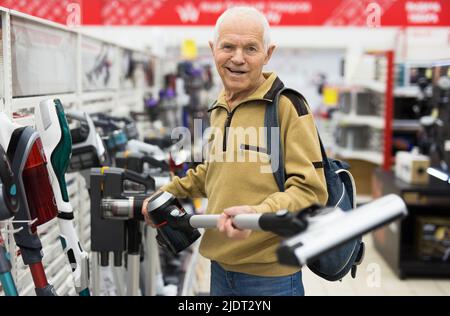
[395,149,430,185]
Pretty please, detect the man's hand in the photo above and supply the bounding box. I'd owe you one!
[141,190,163,228]
[217,205,256,240]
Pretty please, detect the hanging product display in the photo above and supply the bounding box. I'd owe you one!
[35,99,91,296]
[0,113,58,296]
[0,143,19,296]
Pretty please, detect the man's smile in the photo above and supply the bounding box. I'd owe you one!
[225,67,248,76]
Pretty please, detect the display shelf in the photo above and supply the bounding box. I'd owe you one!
[336,50,394,170]
[355,80,386,93]
[118,88,143,99]
[81,90,116,103]
[1,6,156,296]
[393,119,422,131]
[372,169,450,279]
[79,100,116,113]
[336,113,384,129]
[335,146,383,165]
[394,86,420,98]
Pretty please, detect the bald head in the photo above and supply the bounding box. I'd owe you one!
[214,7,271,51]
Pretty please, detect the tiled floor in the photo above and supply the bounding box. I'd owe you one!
[302,235,450,296]
[195,234,450,296]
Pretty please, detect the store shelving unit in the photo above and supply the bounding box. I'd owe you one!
[372,169,450,279]
[390,61,442,163]
[334,53,442,205]
[0,6,157,296]
[334,50,395,172]
[334,146,383,165]
[331,51,395,202]
[371,59,450,279]
[392,119,421,131]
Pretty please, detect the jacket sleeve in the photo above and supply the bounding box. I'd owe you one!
[160,163,208,199]
[252,95,328,213]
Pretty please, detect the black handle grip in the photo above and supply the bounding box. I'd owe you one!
[143,155,169,170]
[132,195,147,220]
[92,118,111,128]
[130,111,148,120]
[92,118,122,134]
[123,169,155,191]
[112,116,133,124]
[259,210,308,237]
[70,125,89,144]
[0,144,19,217]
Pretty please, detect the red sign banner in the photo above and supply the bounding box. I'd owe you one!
[0,0,82,26]
[1,0,449,27]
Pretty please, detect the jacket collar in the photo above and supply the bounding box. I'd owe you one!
[208,72,284,112]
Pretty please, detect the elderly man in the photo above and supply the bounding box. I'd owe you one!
[143,6,327,296]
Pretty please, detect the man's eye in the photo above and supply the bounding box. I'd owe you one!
[222,45,233,50]
[246,47,257,53]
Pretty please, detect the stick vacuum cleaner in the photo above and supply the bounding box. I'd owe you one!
[0,143,19,296]
[90,166,154,295]
[35,99,91,296]
[65,110,108,173]
[144,192,407,267]
[0,113,58,296]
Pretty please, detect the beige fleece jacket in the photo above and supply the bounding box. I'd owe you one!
[161,72,328,276]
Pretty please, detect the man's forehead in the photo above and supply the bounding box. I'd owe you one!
[217,19,264,43]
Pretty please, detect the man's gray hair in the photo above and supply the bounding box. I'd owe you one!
[213,6,271,51]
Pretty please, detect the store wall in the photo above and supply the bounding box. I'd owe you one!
[267,48,345,110]
[80,26,450,97]
[79,25,449,113]
[80,26,450,61]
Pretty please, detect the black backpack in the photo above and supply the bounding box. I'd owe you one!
[265,87,365,281]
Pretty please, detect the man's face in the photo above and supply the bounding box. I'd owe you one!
[210,18,275,96]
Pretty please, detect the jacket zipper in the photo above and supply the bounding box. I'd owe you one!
[211,98,272,152]
[223,110,233,152]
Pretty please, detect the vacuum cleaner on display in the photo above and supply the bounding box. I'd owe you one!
[418,69,450,184]
[90,116,129,158]
[90,166,155,295]
[0,113,58,296]
[110,151,177,296]
[115,151,171,189]
[115,151,169,174]
[144,192,407,274]
[66,110,108,173]
[35,99,91,296]
[91,113,139,141]
[0,144,19,296]
[126,139,166,162]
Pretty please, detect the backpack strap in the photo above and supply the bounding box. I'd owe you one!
[265,87,285,192]
[265,87,329,193]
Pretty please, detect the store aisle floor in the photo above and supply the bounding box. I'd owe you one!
[195,234,450,296]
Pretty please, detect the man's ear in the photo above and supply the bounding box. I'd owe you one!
[209,41,214,53]
[264,45,276,65]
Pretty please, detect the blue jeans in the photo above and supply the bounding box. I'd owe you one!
[210,261,304,296]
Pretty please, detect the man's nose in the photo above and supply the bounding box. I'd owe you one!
[230,49,245,64]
